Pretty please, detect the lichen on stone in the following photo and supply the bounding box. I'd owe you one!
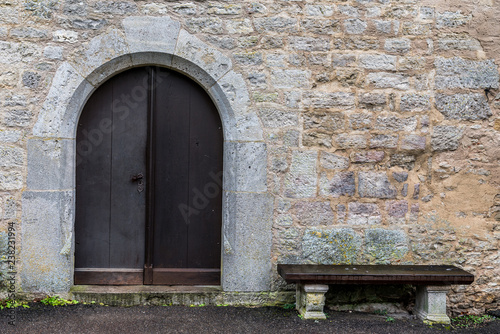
[302,228,361,264]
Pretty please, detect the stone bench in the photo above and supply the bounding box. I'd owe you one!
[277,264,474,324]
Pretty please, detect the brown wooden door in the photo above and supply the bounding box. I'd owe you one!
[75,67,223,285]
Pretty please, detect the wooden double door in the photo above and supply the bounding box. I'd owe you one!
[75,67,223,285]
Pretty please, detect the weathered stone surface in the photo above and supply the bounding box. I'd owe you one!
[367,72,410,90]
[400,94,430,112]
[22,72,41,88]
[27,139,74,190]
[185,17,224,34]
[3,196,16,219]
[358,172,397,199]
[375,116,417,132]
[359,93,386,110]
[4,109,32,127]
[359,54,396,70]
[271,70,310,89]
[254,17,298,33]
[400,135,425,151]
[303,112,344,133]
[303,92,355,109]
[335,134,367,149]
[289,36,330,51]
[338,5,359,17]
[332,54,356,67]
[390,154,416,170]
[294,201,335,226]
[375,20,392,34]
[386,200,409,218]
[43,46,63,60]
[302,228,361,264]
[224,142,267,192]
[284,151,317,198]
[349,113,373,131]
[398,57,426,71]
[436,94,492,120]
[350,151,385,163]
[172,3,196,15]
[0,171,23,190]
[302,132,332,148]
[436,11,471,28]
[222,191,273,291]
[259,108,298,128]
[227,19,254,34]
[306,4,334,17]
[344,19,367,34]
[0,145,24,168]
[70,18,107,30]
[401,22,431,36]
[341,37,379,50]
[393,172,408,183]
[207,3,242,15]
[384,38,411,54]
[233,52,263,65]
[94,1,137,14]
[320,152,349,170]
[213,70,250,116]
[0,130,22,142]
[123,16,180,54]
[21,191,74,293]
[11,27,48,39]
[347,202,381,225]
[431,125,464,151]
[320,172,355,197]
[300,19,340,35]
[437,33,481,51]
[435,57,499,89]
[365,229,409,264]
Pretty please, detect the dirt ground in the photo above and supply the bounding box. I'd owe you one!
[0,304,499,334]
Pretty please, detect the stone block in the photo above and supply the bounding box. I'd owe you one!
[210,70,250,118]
[415,286,451,324]
[302,228,361,264]
[303,132,332,148]
[0,130,22,143]
[350,151,384,163]
[384,38,411,54]
[347,202,381,225]
[393,172,408,183]
[399,57,426,71]
[338,5,359,17]
[0,145,24,168]
[207,3,242,15]
[349,113,373,130]
[367,72,410,90]
[386,200,409,218]
[344,19,367,34]
[437,34,481,51]
[185,17,224,34]
[320,152,349,170]
[300,19,340,35]
[222,191,273,291]
[335,134,367,149]
[296,284,329,320]
[10,27,48,39]
[332,54,356,67]
[43,45,63,60]
[303,112,344,134]
[254,17,298,33]
[401,135,426,151]
[359,93,386,110]
[70,18,107,30]
[431,125,464,151]
[400,94,430,112]
[359,54,396,70]
[284,151,318,198]
[434,57,499,89]
[294,201,335,226]
[375,116,417,132]
[320,172,355,197]
[341,37,379,50]
[233,52,263,65]
[375,20,392,34]
[227,19,254,34]
[123,16,180,55]
[401,22,431,36]
[270,70,310,89]
[27,139,74,191]
[259,108,298,128]
[358,172,397,199]
[53,30,78,43]
[172,3,197,15]
[224,142,267,193]
[303,92,355,109]
[289,36,330,51]
[436,94,492,120]
[306,4,334,17]
[22,72,41,88]
[21,191,74,293]
[0,171,22,190]
[436,11,471,28]
[174,30,232,86]
[93,1,137,14]
[4,110,32,127]
[33,62,93,138]
[365,228,409,263]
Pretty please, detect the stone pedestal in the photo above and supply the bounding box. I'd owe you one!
[296,284,329,320]
[415,285,451,324]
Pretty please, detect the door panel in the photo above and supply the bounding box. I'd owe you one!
[75,67,222,286]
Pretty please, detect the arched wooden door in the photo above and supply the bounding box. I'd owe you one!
[75,67,223,285]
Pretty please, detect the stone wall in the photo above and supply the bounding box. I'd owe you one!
[0,0,498,315]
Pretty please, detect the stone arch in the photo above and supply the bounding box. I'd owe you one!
[21,16,272,294]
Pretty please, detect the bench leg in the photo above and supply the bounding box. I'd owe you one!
[415,285,451,324]
[296,284,329,320]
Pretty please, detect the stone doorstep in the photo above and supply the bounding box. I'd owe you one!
[69,286,295,307]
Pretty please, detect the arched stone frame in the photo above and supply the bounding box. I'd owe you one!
[21,16,273,294]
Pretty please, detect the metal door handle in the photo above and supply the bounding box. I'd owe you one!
[131,173,144,181]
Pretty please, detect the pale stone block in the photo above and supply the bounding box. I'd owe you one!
[123,16,180,54]
[296,284,329,320]
[415,285,451,324]
[224,141,267,193]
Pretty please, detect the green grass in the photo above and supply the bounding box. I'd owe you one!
[451,314,496,328]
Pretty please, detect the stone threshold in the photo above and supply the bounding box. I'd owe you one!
[70,285,294,307]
